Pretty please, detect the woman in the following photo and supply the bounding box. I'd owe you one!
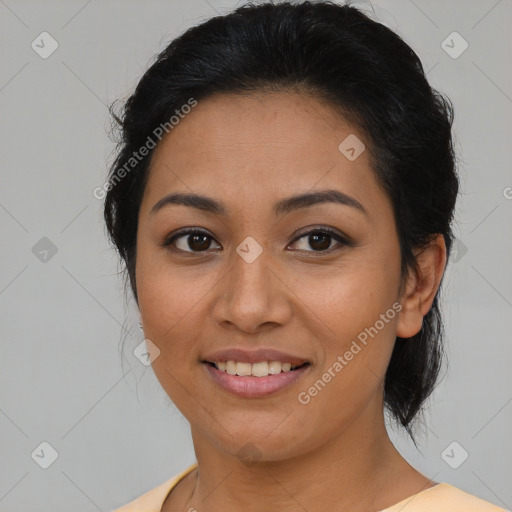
[104,1,506,511]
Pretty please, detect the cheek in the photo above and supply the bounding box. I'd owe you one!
[135,251,208,407]
[135,246,210,352]
[292,253,401,341]
[289,247,401,408]
[294,278,400,433]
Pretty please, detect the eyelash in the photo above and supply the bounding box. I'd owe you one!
[161,226,353,255]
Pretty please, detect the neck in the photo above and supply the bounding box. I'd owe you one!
[182,403,427,512]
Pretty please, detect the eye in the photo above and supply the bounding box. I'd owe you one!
[288,227,351,253]
[163,229,221,253]
[163,226,352,255]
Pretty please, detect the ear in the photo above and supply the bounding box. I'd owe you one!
[396,234,447,338]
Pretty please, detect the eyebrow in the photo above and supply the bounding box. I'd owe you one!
[150,189,367,217]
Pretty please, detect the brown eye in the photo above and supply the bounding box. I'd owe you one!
[289,228,351,253]
[164,229,221,253]
[307,233,332,251]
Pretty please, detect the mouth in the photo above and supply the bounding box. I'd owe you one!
[201,360,312,398]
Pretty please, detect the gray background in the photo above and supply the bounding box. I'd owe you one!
[1,0,511,511]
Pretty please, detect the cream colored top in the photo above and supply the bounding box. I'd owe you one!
[111,462,508,512]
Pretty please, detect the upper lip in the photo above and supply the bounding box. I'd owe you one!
[202,348,309,366]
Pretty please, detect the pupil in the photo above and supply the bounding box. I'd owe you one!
[310,233,330,251]
[190,234,210,251]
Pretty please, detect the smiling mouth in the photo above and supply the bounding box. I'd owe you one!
[203,360,310,377]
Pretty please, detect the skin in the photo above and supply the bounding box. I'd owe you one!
[134,91,447,512]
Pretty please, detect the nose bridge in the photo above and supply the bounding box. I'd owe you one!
[232,242,270,297]
[230,239,274,311]
[213,237,291,331]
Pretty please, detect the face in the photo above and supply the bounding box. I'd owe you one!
[135,91,405,461]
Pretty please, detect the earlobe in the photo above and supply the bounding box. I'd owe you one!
[396,234,447,339]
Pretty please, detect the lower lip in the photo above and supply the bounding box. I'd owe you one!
[202,363,311,398]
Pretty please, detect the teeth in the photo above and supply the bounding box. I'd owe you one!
[226,360,237,375]
[212,360,300,377]
[252,361,269,377]
[236,362,252,376]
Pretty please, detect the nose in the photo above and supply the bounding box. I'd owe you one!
[212,244,293,334]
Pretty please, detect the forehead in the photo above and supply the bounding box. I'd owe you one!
[141,91,386,217]
[152,91,357,162]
